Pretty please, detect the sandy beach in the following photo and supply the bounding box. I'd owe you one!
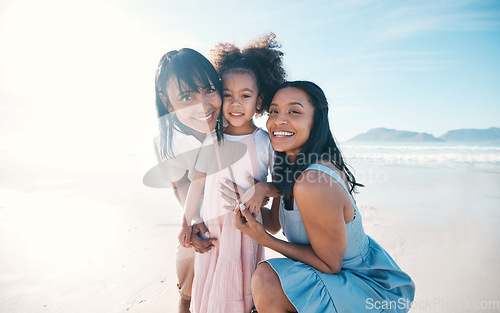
[354,164,500,312]
[1,145,499,313]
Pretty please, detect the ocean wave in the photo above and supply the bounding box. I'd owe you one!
[340,144,500,167]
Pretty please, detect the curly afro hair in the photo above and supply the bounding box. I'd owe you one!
[209,32,287,114]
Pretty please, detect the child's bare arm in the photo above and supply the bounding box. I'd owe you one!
[178,169,206,247]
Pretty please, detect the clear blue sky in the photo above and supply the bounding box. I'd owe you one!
[0,0,499,160]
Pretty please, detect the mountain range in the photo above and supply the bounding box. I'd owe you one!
[348,127,500,142]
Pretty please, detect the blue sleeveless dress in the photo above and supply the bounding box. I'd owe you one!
[263,164,415,313]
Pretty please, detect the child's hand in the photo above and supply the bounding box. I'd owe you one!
[240,181,268,216]
[178,225,193,248]
[191,222,217,253]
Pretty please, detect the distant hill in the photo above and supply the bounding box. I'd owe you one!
[348,128,444,142]
[439,127,500,142]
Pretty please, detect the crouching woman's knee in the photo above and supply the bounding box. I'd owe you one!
[251,263,282,307]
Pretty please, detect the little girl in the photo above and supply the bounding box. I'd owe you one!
[179,33,286,313]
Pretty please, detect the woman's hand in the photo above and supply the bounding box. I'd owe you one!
[234,204,269,245]
[220,173,270,216]
[177,225,192,248]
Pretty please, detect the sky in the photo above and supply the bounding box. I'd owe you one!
[0,0,499,166]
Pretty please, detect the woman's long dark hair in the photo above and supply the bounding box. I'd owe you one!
[272,81,363,208]
[154,48,222,159]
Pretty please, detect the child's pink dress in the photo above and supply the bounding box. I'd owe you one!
[191,128,272,313]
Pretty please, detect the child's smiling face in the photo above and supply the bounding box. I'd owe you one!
[222,72,262,134]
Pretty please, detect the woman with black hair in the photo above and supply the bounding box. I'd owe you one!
[233,81,415,313]
[152,48,221,313]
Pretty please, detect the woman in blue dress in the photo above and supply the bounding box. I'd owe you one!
[233,81,415,312]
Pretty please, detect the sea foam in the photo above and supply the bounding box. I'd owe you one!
[340,143,500,168]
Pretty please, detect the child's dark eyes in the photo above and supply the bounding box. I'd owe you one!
[222,93,251,99]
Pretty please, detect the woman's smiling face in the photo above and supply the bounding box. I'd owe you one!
[266,87,314,161]
[162,78,222,134]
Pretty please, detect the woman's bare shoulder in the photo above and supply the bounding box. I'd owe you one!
[293,163,355,232]
[293,166,347,210]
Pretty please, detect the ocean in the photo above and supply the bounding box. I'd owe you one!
[340,141,500,170]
